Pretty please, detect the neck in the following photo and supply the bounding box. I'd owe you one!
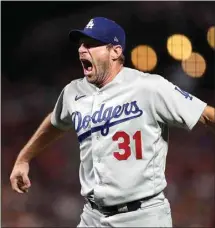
[97,64,123,88]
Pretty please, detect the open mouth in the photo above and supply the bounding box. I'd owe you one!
[81,59,93,73]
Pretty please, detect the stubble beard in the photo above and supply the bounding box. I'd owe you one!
[89,60,111,87]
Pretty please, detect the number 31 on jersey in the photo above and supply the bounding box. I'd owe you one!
[112,131,143,160]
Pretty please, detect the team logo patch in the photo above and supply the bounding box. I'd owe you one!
[174,86,193,100]
[85,19,94,29]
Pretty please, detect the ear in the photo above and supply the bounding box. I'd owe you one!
[110,45,123,61]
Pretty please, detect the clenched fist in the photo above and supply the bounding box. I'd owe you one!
[10,162,31,193]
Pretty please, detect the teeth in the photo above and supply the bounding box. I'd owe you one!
[80,58,93,73]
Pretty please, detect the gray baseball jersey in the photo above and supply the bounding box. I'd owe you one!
[51,67,207,206]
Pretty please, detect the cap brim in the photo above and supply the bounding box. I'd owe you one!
[69,30,89,43]
[69,29,107,45]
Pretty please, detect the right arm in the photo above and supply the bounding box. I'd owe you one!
[153,76,207,131]
[10,112,67,193]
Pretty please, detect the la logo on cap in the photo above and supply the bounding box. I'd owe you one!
[85,19,94,29]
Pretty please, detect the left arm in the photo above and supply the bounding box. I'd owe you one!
[198,105,215,133]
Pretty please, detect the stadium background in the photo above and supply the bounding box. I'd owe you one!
[2,1,215,227]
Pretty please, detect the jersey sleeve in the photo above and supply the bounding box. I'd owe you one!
[153,76,207,130]
[51,85,73,131]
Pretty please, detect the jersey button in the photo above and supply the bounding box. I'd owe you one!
[96,136,100,140]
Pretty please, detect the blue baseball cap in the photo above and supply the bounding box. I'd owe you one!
[69,17,126,51]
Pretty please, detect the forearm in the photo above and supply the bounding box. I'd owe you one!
[15,113,65,164]
[200,105,215,134]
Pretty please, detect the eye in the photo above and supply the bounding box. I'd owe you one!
[79,39,105,48]
[83,43,92,48]
[85,42,101,48]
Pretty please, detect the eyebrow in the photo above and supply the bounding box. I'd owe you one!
[79,39,107,48]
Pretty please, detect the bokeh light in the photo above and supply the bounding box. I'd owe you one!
[181,52,206,78]
[207,26,215,49]
[131,45,157,71]
[167,34,192,60]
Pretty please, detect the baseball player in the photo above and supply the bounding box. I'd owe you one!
[10,17,215,227]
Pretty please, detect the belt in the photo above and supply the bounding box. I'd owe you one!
[87,193,160,216]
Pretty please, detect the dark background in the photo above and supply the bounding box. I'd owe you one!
[2,1,215,227]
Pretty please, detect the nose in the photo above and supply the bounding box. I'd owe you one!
[78,43,88,54]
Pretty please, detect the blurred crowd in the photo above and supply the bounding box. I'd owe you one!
[2,73,214,227]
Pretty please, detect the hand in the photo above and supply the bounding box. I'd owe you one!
[10,161,31,194]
